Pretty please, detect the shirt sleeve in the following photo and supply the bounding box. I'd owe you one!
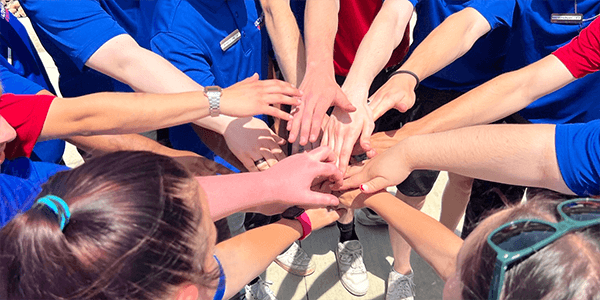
[0,94,55,159]
[468,0,515,30]
[20,0,127,70]
[553,17,600,78]
[150,32,216,86]
[555,120,600,196]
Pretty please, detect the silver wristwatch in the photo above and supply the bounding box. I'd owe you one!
[204,86,222,117]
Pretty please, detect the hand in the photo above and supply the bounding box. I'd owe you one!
[223,117,286,172]
[305,207,344,231]
[321,88,375,173]
[289,114,328,155]
[339,143,411,193]
[368,73,418,120]
[171,152,234,176]
[7,1,26,17]
[287,68,355,145]
[221,74,302,121]
[263,146,343,207]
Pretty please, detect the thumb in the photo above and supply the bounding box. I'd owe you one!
[359,176,390,194]
[335,92,356,112]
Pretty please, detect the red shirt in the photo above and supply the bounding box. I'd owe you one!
[553,18,600,78]
[1,93,55,159]
[334,0,411,76]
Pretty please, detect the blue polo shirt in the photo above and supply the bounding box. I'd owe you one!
[20,0,156,97]
[0,58,43,95]
[150,0,269,166]
[555,120,600,197]
[503,0,600,124]
[1,157,69,227]
[406,0,516,92]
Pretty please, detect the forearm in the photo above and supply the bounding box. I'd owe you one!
[196,173,277,220]
[215,219,301,299]
[65,134,184,157]
[343,0,413,99]
[304,0,338,72]
[402,55,576,136]
[262,0,306,86]
[42,91,211,139]
[401,124,573,194]
[400,7,490,81]
[364,192,462,280]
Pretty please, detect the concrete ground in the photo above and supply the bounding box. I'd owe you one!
[25,14,457,300]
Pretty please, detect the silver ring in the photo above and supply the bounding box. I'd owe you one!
[254,158,267,166]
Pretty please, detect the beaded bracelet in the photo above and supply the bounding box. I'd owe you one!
[389,70,420,91]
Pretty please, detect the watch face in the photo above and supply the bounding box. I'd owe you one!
[205,86,222,94]
[282,206,305,219]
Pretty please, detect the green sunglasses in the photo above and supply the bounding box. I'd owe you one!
[486,198,600,300]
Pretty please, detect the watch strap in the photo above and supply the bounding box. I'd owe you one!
[297,212,312,240]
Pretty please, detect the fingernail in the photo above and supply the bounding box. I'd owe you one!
[310,135,316,142]
[360,184,367,192]
[300,137,307,145]
[289,114,294,120]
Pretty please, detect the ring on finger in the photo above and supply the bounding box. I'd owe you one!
[254,158,267,166]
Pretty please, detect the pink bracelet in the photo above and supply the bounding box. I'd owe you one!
[297,212,312,240]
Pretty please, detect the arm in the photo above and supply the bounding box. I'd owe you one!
[198,146,342,220]
[342,124,573,195]
[260,0,306,86]
[322,0,414,172]
[287,0,355,145]
[214,207,341,299]
[369,7,492,119]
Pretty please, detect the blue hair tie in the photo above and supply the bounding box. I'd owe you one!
[35,195,71,230]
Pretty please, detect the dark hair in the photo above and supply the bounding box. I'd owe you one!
[0,151,219,299]
[460,190,600,299]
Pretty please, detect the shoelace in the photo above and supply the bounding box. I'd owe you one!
[340,249,366,271]
[389,276,415,298]
[253,280,276,298]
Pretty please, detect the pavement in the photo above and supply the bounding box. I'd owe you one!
[24,14,457,300]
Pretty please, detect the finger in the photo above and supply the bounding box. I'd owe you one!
[299,99,317,145]
[358,176,390,194]
[333,128,344,168]
[366,148,378,158]
[340,169,369,190]
[359,120,375,153]
[335,91,356,112]
[264,106,293,121]
[242,73,259,84]
[244,155,261,172]
[288,102,305,143]
[265,94,302,107]
[260,147,279,169]
[338,132,358,175]
[321,124,329,147]
[263,80,303,97]
[370,99,389,121]
[309,103,329,143]
[301,191,340,207]
[273,134,287,146]
[308,145,337,163]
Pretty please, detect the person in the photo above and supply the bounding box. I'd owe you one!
[335,187,600,299]
[19,0,294,171]
[0,151,344,300]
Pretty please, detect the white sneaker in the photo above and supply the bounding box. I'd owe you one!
[244,279,277,300]
[336,240,369,296]
[275,241,316,276]
[385,269,415,300]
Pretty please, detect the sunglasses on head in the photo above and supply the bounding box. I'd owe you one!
[486,198,600,300]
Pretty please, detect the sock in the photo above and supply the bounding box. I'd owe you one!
[337,221,359,243]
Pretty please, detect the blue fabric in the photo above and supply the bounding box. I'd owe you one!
[555,121,600,197]
[503,0,600,124]
[150,0,268,167]
[1,157,69,227]
[20,0,156,97]
[406,0,516,92]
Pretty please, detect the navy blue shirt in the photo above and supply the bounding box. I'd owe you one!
[407,0,516,92]
[20,0,155,97]
[504,0,600,124]
[150,0,269,165]
[1,158,69,227]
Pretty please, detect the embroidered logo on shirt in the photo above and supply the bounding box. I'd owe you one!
[1,8,8,22]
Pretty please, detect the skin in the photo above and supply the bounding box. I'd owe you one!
[0,115,17,164]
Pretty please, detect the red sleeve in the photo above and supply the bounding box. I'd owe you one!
[553,18,600,78]
[0,93,55,159]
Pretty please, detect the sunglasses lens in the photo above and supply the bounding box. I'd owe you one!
[491,221,556,252]
[562,200,600,221]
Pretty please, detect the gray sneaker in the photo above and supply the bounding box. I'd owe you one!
[385,269,415,300]
[336,240,369,296]
[274,241,316,276]
[245,278,277,300]
[355,208,387,226]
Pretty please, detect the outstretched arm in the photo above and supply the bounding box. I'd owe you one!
[342,124,573,195]
[368,7,492,119]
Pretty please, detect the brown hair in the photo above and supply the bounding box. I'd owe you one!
[0,151,219,299]
[459,190,600,299]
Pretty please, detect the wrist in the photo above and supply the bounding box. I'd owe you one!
[277,219,303,240]
[389,70,420,91]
